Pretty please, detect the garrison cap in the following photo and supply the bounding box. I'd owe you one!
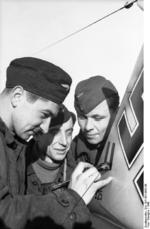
[74,75,119,115]
[6,57,72,104]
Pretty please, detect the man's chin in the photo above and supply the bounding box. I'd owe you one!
[86,137,102,145]
[53,155,66,163]
[87,139,99,145]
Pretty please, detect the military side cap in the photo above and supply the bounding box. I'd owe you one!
[6,57,72,104]
[74,75,119,115]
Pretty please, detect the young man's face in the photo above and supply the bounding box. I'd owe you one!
[12,90,59,141]
[46,117,74,162]
[78,99,111,145]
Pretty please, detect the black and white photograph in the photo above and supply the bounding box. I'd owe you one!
[0,0,145,229]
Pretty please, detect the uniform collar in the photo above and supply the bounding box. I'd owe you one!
[0,118,25,157]
[0,118,15,145]
[76,131,106,165]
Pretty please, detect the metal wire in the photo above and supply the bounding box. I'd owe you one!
[32,0,137,55]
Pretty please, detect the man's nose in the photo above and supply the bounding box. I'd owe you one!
[60,132,67,146]
[85,118,93,131]
[40,117,51,134]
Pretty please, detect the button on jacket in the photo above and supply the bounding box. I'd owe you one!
[26,158,72,195]
[0,118,91,229]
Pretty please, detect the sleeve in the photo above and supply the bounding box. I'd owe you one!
[0,137,91,229]
[0,181,91,229]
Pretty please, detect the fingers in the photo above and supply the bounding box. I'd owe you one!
[94,176,113,189]
[71,162,93,179]
[81,175,113,205]
[81,166,101,181]
[85,172,101,187]
[69,161,113,205]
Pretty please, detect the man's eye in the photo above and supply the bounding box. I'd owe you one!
[94,117,104,121]
[41,113,49,119]
[67,131,73,137]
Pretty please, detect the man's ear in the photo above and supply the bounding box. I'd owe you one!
[11,86,24,108]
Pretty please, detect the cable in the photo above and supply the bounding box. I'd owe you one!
[32,0,137,55]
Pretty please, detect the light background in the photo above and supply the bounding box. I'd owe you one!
[0,0,144,143]
[0,0,143,135]
[0,0,149,220]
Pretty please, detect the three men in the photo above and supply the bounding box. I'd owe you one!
[0,57,111,229]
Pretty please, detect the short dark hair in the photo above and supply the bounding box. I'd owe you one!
[25,91,49,104]
[25,91,40,103]
[49,106,76,128]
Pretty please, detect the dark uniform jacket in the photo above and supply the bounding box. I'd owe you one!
[26,158,73,195]
[0,118,91,229]
[68,132,124,229]
[69,131,105,167]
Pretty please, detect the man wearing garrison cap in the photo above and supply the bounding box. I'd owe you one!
[0,58,112,229]
[69,75,121,229]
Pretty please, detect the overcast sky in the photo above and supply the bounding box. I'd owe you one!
[0,0,143,133]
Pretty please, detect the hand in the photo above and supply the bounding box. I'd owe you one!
[69,162,113,205]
